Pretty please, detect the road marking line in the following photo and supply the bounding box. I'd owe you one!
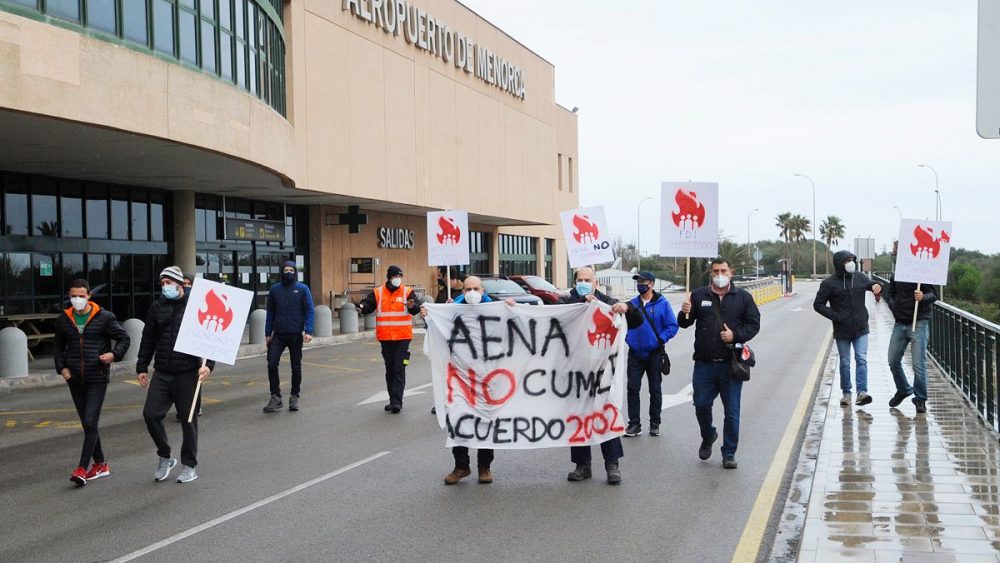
[0,404,144,416]
[109,451,391,563]
[730,326,831,563]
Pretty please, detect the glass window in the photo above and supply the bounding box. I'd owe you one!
[3,174,29,236]
[179,8,198,64]
[133,255,151,295]
[200,0,216,19]
[31,178,58,237]
[132,200,149,241]
[201,20,217,73]
[60,181,84,238]
[7,0,37,9]
[110,254,131,319]
[150,193,165,241]
[153,0,176,56]
[248,51,258,95]
[7,253,31,297]
[85,184,109,239]
[46,0,80,22]
[86,0,117,34]
[219,0,231,30]
[236,41,247,88]
[33,253,61,312]
[110,189,129,240]
[87,254,110,303]
[62,253,85,291]
[234,0,245,39]
[180,0,196,8]
[123,0,149,45]
[220,32,233,81]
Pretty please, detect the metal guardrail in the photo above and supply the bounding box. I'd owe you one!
[735,277,783,306]
[874,274,999,433]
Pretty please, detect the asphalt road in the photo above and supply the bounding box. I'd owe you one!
[0,282,830,563]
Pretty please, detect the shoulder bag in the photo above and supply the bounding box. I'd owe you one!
[637,299,671,376]
[710,295,756,381]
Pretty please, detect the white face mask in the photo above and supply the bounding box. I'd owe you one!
[70,297,89,311]
[844,262,856,273]
[464,290,483,304]
[390,277,402,288]
[712,275,731,289]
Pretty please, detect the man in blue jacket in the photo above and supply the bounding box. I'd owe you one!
[263,261,315,413]
[624,271,679,438]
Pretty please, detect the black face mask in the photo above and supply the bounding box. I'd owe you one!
[281,272,296,284]
[636,284,650,295]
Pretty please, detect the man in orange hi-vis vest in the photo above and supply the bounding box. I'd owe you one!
[356,265,423,413]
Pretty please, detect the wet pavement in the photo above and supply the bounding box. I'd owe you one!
[794,299,1000,562]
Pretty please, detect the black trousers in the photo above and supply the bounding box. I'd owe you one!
[67,378,108,468]
[570,437,624,464]
[380,339,410,407]
[453,447,494,469]
[627,352,663,426]
[143,370,199,467]
[268,332,304,397]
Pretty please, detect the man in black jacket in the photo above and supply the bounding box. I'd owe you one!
[885,272,937,414]
[678,258,760,469]
[556,266,639,484]
[814,250,882,407]
[137,266,214,484]
[54,279,130,486]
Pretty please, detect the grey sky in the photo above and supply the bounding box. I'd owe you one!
[461,1,997,254]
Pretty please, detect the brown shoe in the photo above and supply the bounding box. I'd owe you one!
[443,467,471,485]
[478,466,493,484]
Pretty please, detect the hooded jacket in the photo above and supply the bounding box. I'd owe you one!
[813,250,878,340]
[886,275,937,324]
[136,293,216,375]
[53,302,130,383]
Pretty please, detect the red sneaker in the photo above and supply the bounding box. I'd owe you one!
[85,462,110,481]
[70,467,87,486]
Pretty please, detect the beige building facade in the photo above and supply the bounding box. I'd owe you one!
[0,0,577,318]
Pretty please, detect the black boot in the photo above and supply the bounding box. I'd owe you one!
[605,461,622,485]
[567,463,592,481]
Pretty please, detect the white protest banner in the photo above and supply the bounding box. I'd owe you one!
[173,278,255,365]
[894,219,953,286]
[660,181,720,258]
[560,206,615,268]
[423,301,628,450]
[427,211,470,266]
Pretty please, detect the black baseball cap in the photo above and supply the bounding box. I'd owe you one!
[632,271,656,282]
[387,265,403,279]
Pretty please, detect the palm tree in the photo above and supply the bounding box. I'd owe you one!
[788,214,810,275]
[819,215,846,274]
[775,212,792,265]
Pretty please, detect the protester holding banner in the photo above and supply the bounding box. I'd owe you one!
[54,279,130,486]
[262,261,315,413]
[356,265,422,413]
[885,271,937,414]
[556,267,637,484]
[678,258,760,469]
[813,251,882,407]
[622,271,679,439]
[137,266,214,484]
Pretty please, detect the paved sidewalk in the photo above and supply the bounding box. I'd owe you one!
[796,301,1000,562]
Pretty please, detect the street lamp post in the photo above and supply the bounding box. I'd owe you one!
[637,196,652,271]
[747,208,759,274]
[793,173,817,279]
[893,206,902,220]
[917,164,941,220]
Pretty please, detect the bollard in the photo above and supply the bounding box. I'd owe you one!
[0,327,29,379]
[249,309,267,344]
[364,311,376,330]
[339,302,359,334]
[121,319,145,363]
[242,323,250,345]
[314,305,333,337]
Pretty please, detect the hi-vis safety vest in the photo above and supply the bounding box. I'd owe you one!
[374,284,413,341]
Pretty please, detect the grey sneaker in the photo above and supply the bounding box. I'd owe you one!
[855,392,872,406]
[840,393,852,407]
[263,395,282,413]
[154,457,177,482]
[289,395,299,412]
[176,466,198,483]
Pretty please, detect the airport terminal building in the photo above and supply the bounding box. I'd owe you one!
[0,0,579,321]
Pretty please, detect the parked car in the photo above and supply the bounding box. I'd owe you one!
[508,275,570,304]
[478,276,544,305]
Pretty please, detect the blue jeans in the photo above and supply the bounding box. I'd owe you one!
[627,352,663,426]
[888,320,929,401]
[693,361,743,457]
[835,334,869,393]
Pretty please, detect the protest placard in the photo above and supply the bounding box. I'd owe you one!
[174,278,255,366]
[660,181,720,259]
[427,211,470,267]
[894,219,953,286]
[422,301,628,449]
[560,206,615,268]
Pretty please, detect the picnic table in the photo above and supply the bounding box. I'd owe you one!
[0,313,60,361]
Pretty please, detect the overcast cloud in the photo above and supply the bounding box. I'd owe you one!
[461,1,998,254]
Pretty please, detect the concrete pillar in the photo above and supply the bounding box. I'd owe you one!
[0,327,28,378]
[121,319,145,362]
[314,305,333,337]
[172,190,197,277]
[249,309,267,344]
[364,311,376,330]
[339,302,358,333]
